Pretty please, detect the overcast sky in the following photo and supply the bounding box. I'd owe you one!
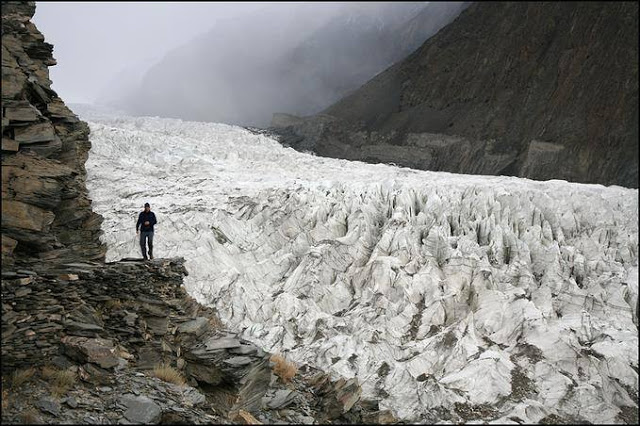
[33,2,267,103]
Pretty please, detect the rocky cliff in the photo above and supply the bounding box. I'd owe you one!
[272,2,639,188]
[2,1,106,266]
[2,259,379,424]
[1,3,379,424]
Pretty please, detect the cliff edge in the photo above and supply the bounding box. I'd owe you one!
[2,1,106,267]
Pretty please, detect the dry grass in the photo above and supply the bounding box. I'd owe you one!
[2,388,9,410]
[270,354,298,383]
[104,298,123,310]
[41,365,58,380]
[50,370,76,397]
[41,366,76,397]
[18,408,41,425]
[93,307,104,320]
[153,363,186,386]
[10,367,36,388]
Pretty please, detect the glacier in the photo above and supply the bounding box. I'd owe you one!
[81,106,638,424]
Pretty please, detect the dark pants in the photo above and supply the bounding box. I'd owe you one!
[140,231,154,259]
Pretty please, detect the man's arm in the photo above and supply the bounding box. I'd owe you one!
[136,213,143,232]
[151,212,157,226]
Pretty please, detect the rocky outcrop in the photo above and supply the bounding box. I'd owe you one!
[271,2,638,188]
[1,258,377,424]
[1,258,190,372]
[1,1,106,266]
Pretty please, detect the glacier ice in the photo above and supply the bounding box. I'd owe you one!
[82,107,638,423]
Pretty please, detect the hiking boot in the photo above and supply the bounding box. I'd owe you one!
[150,255,154,260]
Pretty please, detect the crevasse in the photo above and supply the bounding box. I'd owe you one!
[83,107,638,424]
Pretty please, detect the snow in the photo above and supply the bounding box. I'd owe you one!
[81,106,638,423]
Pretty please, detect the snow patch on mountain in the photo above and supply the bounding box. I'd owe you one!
[83,108,638,423]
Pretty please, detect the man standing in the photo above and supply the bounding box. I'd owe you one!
[136,202,157,260]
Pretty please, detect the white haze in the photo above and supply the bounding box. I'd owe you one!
[32,2,276,103]
[32,2,468,126]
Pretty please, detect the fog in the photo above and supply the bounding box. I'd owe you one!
[32,2,268,103]
[33,2,468,126]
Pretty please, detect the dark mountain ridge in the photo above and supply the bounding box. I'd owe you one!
[274,2,638,188]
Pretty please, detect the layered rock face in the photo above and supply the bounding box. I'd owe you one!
[272,2,639,188]
[1,1,106,266]
[2,259,192,373]
[2,258,376,424]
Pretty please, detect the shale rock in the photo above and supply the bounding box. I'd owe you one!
[121,395,162,424]
[2,256,380,424]
[1,1,106,266]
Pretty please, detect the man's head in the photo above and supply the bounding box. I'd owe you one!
[144,203,150,212]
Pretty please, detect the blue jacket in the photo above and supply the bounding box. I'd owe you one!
[137,211,157,232]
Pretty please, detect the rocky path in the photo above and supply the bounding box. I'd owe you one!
[1,258,383,424]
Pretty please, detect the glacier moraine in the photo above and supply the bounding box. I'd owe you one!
[82,107,638,424]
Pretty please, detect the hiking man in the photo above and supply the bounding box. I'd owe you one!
[136,202,157,260]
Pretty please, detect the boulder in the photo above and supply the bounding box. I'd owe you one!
[203,336,242,350]
[311,374,362,421]
[177,317,209,337]
[36,398,60,417]
[185,362,224,386]
[13,121,56,144]
[4,100,40,122]
[1,200,54,232]
[121,395,162,424]
[61,336,121,369]
[2,138,19,152]
[265,389,297,409]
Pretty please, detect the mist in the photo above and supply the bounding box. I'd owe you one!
[33,2,468,127]
[32,2,267,103]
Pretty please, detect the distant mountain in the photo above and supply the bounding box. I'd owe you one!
[104,2,468,127]
[273,2,469,117]
[275,2,638,188]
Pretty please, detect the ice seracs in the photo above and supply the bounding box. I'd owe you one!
[82,107,638,424]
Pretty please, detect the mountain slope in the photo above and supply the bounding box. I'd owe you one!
[107,2,468,127]
[272,2,469,117]
[277,2,638,188]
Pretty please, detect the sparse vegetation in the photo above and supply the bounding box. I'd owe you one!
[40,365,58,380]
[104,298,123,310]
[153,363,186,386]
[10,368,36,388]
[2,388,9,410]
[18,408,41,425]
[270,354,298,383]
[93,306,105,320]
[50,370,76,397]
[40,365,76,397]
